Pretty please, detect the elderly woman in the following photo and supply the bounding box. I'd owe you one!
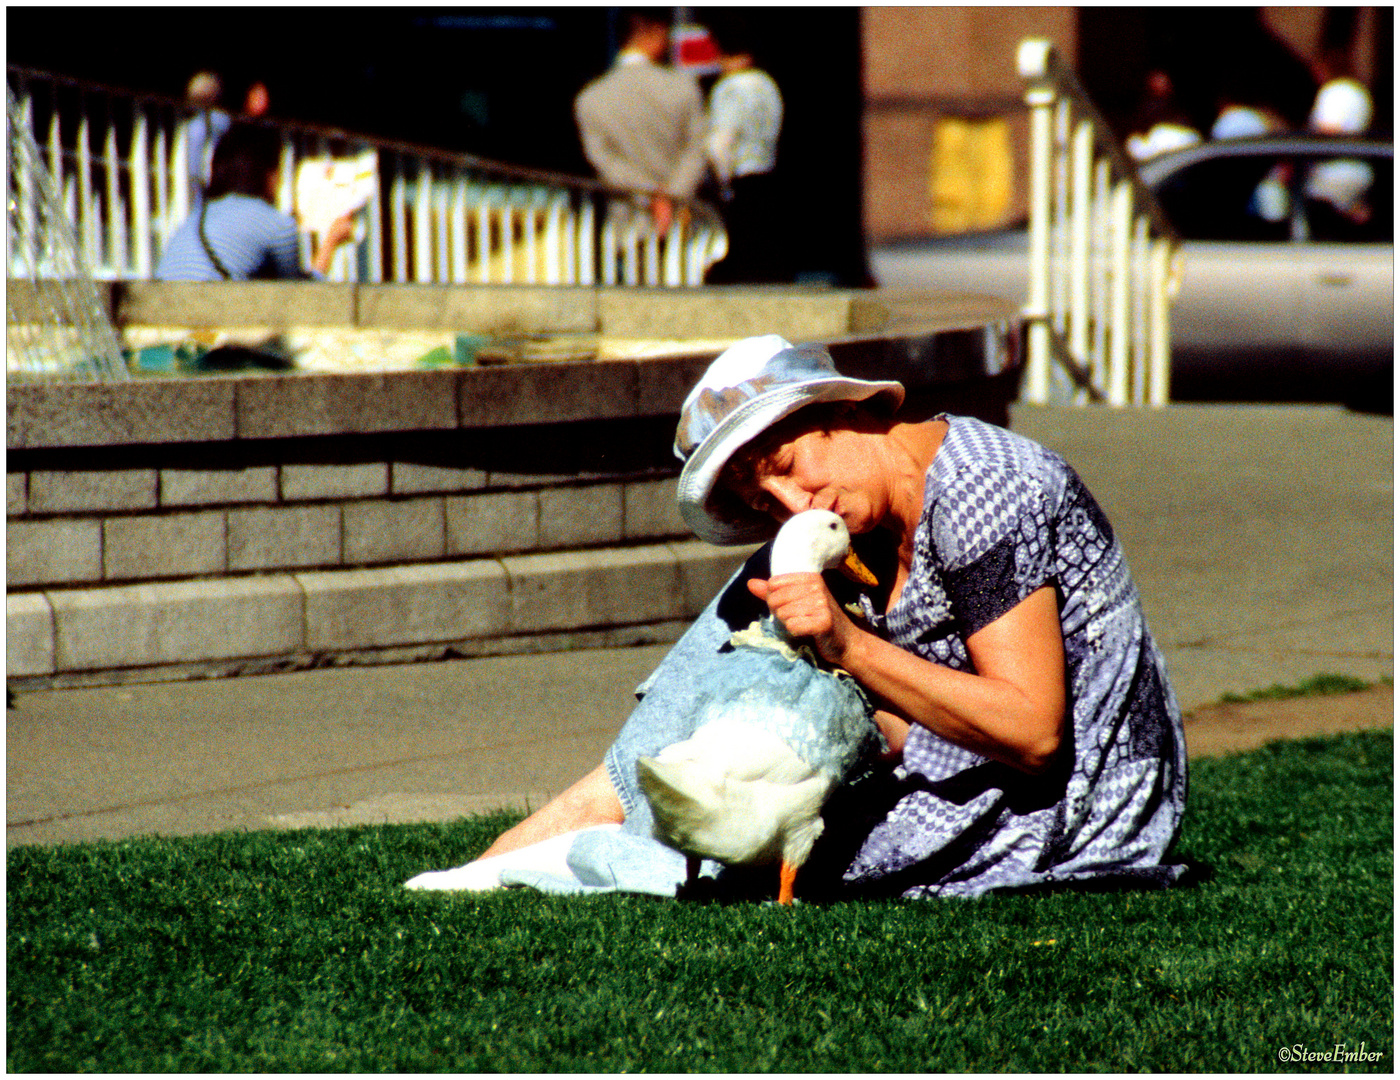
[414,335,1188,899]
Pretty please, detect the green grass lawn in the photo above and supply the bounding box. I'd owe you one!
[8,730,1392,1073]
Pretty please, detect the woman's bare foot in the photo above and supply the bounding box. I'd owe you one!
[478,763,624,859]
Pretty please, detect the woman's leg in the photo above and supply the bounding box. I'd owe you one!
[478,763,623,858]
[480,552,769,859]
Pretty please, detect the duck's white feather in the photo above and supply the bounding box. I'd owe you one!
[637,510,882,887]
[768,509,852,579]
[638,721,831,867]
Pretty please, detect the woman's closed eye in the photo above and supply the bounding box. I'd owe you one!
[749,491,783,519]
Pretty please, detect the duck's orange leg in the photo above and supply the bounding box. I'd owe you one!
[777,859,798,905]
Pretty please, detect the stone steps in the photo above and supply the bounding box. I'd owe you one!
[7,539,751,689]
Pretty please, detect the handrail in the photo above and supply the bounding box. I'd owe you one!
[6,65,728,288]
[1017,39,1180,407]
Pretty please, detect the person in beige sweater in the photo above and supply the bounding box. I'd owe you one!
[574,8,707,234]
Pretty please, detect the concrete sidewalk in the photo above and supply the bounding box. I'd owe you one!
[7,403,1392,848]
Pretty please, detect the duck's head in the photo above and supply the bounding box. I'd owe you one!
[769,509,878,586]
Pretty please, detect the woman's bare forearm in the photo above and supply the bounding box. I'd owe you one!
[838,587,1067,773]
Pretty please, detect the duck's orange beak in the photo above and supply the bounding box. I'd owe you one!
[839,549,879,587]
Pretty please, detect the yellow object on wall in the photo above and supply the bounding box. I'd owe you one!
[927,117,1013,233]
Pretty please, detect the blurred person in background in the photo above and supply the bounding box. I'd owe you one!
[1125,70,1201,161]
[184,74,274,209]
[1303,74,1375,236]
[702,15,788,284]
[157,123,353,281]
[184,70,231,207]
[574,7,708,235]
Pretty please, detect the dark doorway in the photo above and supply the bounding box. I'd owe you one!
[1078,8,1321,139]
[6,5,869,286]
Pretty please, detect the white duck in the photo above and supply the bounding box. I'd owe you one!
[636,509,884,904]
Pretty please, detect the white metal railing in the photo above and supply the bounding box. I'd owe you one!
[7,67,727,288]
[1017,39,1181,407]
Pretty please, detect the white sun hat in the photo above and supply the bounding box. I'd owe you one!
[673,334,905,545]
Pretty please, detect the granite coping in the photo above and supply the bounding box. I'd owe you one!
[7,285,1020,450]
[6,356,721,449]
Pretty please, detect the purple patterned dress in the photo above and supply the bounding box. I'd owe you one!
[834,415,1189,897]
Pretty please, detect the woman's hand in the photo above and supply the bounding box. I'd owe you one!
[323,212,356,250]
[747,572,860,666]
[311,213,357,276]
[871,709,910,763]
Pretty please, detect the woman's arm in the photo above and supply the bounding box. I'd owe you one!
[750,574,1066,774]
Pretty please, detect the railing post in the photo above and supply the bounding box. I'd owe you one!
[645,225,662,287]
[413,164,432,283]
[130,106,152,276]
[663,218,683,286]
[1107,179,1132,407]
[500,189,516,284]
[363,147,384,283]
[544,192,564,285]
[170,117,190,227]
[622,214,640,286]
[1068,119,1092,381]
[577,197,595,285]
[1018,39,1055,405]
[389,155,408,283]
[1090,158,1110,387]
[449,176,469,284]
[103,115,125,278]
[1148,238,1173,406]
[434,176,450,284]
[561,194,577,286]
[601,213,617,286]
[151,124,169,251]
[16,89,39,276]
[1051,97,1072,340]
[76,113,97,271]
[524,189,541,284]
[1131,213,1150,404]
[46,104,63,213]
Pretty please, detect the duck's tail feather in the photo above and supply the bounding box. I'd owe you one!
[636,755,721,843]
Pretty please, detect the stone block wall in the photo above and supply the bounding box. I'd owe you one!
[7,282,1020,687]
[6,447,689,591]
[6,405,745,686]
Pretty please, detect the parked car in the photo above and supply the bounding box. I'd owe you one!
[869,136,1393,409]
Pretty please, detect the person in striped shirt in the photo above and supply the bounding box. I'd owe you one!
[157,123,353,281]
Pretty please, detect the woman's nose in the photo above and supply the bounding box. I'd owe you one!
[760,477,810,518]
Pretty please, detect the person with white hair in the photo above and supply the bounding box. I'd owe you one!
[1305,75,1375,232]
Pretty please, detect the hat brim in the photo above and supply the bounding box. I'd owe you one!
[677,375,905,545]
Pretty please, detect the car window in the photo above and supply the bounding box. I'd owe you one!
[1153,154,1295,242]
[1303,154,1391,244]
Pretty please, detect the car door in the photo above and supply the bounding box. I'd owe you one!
[1151,151,1304,376]
[1297,151,1394,366]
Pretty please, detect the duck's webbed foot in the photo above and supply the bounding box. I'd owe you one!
[778,858,799,905]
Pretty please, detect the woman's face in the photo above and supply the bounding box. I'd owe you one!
[729,424,889,536]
